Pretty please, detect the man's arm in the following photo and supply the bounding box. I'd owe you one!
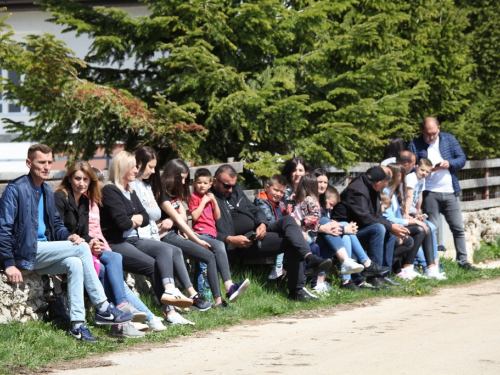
[0,185,23,284]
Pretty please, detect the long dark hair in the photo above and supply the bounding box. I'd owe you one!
[281,157,305,187]
[313,168,328,210]
[383,137,406,160]
[135,146,162,202]
[295,173,319,204]
[160,159,191,202]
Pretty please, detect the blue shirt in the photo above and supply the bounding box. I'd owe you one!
[36,187,47,241]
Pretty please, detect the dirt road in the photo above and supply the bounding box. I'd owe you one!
[51,279,500,375]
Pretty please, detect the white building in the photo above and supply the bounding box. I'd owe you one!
[0,1,147,170]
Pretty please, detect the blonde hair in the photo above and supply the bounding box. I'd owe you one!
[108,151,136,191]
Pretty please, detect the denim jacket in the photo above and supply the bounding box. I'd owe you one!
[0,174,71,270]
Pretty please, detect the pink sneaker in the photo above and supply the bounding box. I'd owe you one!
[396,271,410,280]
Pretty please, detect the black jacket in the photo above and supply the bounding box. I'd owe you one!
[332,174,392,231]
[100,184,149,244]
[210,186,268,250]
[54,190,93,243]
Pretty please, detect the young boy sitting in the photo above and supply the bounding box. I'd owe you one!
[188,168,222,296]
[254,174,287,279]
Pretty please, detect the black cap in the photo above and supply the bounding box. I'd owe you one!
[366,166,390,182]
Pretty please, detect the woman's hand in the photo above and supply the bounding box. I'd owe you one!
[89,239,103,256]
[131,214,143,228]
[344,221,358,235]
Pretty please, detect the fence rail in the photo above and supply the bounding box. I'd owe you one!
[0,159,499,211]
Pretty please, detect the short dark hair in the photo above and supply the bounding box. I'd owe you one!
[396,150,415,164]
[28,144,52,160]
[325,186,339,201]
[418,157,433,167]
[214,164,237,179]
[194,167,212,180]
[267,174,286,187]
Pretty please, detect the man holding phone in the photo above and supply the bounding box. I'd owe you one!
[408,117,477,271]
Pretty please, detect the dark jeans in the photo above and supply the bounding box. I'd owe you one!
[109,236,175,302]
[357,223,397,271]
[392,236,414,274]
[422,191,468,265]
[236,216,309,291]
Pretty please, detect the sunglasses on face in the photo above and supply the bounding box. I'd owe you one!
[219,180,237,190]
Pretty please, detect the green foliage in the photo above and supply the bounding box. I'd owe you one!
[473,238,500,264]
[1,0,499,174]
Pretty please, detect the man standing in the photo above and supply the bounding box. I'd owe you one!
[0,144,133,342]
[408,117,476,271]
[332,166,409,286]
[210,164,332,301]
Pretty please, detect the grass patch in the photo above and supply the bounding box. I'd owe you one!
[473,237,500,264]
[1,259,500,374]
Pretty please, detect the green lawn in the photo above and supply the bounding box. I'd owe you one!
[1,259,499,375]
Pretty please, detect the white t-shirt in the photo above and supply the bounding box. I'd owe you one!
[381,157,396,166]
[405,172,425,215]
[424,137,454,193]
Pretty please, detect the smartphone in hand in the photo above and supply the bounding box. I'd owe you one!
[421,213,428,219]
[245,232,257,241]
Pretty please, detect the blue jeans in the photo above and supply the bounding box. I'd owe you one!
[338,221,369,264]
[423,191,467,265]
[316,217,351,281]
[34,241,107,322]
[194,236,212,293]
[99,251,128,306]
[124,282,153,322]
[357,223,396,270]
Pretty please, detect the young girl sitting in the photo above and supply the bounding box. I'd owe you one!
[157,159,250,308]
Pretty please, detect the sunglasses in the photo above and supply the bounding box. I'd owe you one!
[218,180,237,190]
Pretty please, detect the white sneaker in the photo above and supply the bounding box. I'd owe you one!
[165,312,196,326]
[426,266,447,280]
[161,288,193,308]
[132,322,149,332]
[268,267,285,280]
[146,316,167,332]
[109,322,145,338]
[340,258,364,275]
[402,266,422,280]
[312,282,333,295]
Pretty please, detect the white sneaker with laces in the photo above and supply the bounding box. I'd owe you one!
[312,282,333,295]
[340,258,364,275]
[426,266,447,280]
[132,322,149,332]
[146,316,167,332]
[165,312,196,326]
[161,288,193,308]
[402,266,421,280]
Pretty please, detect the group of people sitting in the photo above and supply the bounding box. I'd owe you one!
[0,117,476,342]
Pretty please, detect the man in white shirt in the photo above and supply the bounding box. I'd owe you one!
[408,117,477,271]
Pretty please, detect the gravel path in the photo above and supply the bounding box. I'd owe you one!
[50,278,500,375]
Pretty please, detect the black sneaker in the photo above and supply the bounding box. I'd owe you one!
[190,293,212,312]
[340,280,360,290]
[360,262,390,277]
[382,276,401,286]
[357,281,379,291]
[95,302,134,325]
[366,276,391,289]
[288,288,319,302]
[304,255,332,277]
[69,324,98,342]
[459,263,480,272]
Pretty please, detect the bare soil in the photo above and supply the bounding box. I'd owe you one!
[47,279,500,375]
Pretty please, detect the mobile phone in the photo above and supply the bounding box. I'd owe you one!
[421,213,428,219]
[434,162,441,168]
[245,232,257,241]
